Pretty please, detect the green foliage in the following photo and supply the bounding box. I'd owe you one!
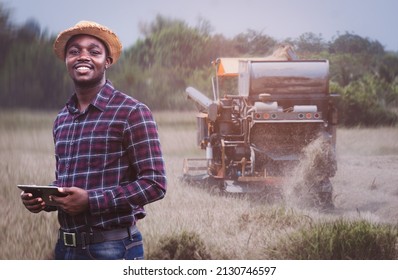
[148,231,211,260]
[134,15,210,71]
[0,3,14,67]
[231,29,277,56]
[378,54,398,83]
[295,32,328,54]
[0,38,71,109]
[152,23,207,70]
[337,74,398,126]
[0,6,72,109]
[328,53,376,86]
[330,32,385,55]
[268,219,398,260]
[0,8,397,126]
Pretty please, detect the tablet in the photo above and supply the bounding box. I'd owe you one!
[18,185,67,206]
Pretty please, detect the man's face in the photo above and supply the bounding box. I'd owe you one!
[65,34,111,87]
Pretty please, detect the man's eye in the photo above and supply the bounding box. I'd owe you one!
[90,50,101,55]
[68,49,79,55]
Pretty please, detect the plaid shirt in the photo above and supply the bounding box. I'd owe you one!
[52,80,166,231]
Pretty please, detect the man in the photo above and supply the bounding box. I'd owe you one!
[20,21,167,260]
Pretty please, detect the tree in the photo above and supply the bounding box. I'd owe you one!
[0,3,14,68]
[0,37,71,109]
[152,22,207,70]
[329,32,384,55]
[136,15,209,71]
[295,32,327,54]
[338,74,397,126]
[232,29,276,56]
[327,35,384,87]
[119,15,215,109]
[378,54,398,83]
[0,10,397,126]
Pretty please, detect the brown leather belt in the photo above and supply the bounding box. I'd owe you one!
[59,225,138,247]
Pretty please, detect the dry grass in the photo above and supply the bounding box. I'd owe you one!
[0,110,58,259]
[1,110,398,259]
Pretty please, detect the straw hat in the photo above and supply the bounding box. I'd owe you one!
[53,20,122,64]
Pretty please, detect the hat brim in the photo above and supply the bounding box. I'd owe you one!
[53,21,122,64]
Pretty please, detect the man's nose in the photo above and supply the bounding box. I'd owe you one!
[77,50,90,60]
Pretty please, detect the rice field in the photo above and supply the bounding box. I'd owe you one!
[1,110,397,259]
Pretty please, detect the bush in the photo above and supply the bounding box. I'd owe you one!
[148,231,211,260]
[337,75,398,126]
[268,219,398,259]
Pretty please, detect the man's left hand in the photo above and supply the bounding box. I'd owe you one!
[51,187,89,216]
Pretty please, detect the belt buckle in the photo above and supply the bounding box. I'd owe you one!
[63,232,76,247]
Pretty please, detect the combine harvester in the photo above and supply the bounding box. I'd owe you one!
[182,46,338,208]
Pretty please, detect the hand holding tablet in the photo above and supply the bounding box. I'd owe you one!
[18,185,68,206]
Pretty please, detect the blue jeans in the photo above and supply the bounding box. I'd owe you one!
[54,230,144,260]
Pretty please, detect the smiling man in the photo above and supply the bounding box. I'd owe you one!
[20,21,167,260]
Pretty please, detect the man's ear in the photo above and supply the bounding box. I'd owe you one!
[106,56,113,69]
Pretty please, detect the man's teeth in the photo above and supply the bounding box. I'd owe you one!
[77,67,90,70]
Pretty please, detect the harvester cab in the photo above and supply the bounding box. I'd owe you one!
[183,46,338,207]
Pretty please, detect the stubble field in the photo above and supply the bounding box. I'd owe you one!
[0,110,397,259]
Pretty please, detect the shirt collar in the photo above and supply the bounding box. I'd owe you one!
[66,80,115,114]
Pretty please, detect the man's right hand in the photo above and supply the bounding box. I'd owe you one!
[20,191,46,213]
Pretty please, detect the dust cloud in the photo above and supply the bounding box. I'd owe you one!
[283,130,398,225]
[283,134,335,209]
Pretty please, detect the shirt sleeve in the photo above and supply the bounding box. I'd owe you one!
[88,104,167,215]
[44,119,59,213]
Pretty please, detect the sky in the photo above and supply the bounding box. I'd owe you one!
[3,0,398,51]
